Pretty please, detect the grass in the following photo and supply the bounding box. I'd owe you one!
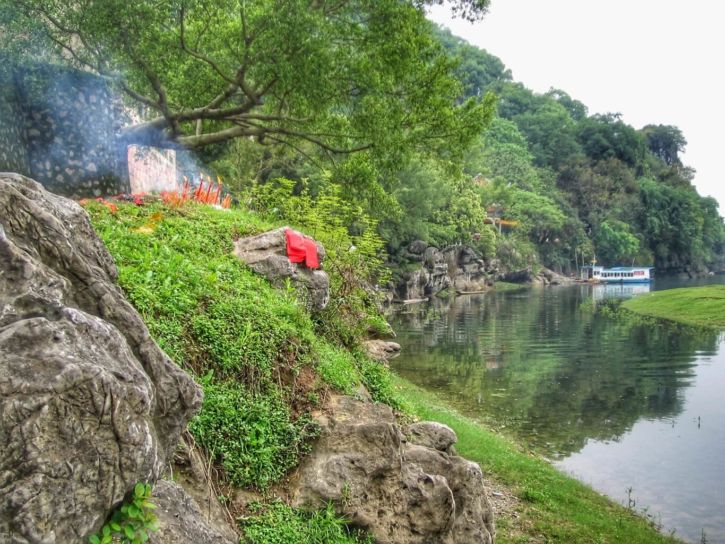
[622,285,725,328]
[394,377,683,544]
[87,199,691,543]
[241,502,372,543]
[86,201,394,492]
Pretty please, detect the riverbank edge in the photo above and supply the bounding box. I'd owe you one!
[392,376,683,544]
[622,285,725,329]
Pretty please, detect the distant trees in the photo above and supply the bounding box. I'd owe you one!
[437,30,722,273]
[641,124,687,166]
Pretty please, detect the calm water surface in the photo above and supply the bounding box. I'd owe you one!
[390,279,725,543]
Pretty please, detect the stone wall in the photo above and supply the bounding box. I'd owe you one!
[0,69,30,176]
[0,64,130,198]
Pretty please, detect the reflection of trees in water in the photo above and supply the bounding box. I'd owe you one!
[390,289,720,458]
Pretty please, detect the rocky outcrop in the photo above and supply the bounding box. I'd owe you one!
[290,396,495,544]
[498,266,574,286]
[393,241,496,301]
[362,339,401,362]
[234,227,330,310]
[153,480,236,544]
[0,173,202,543]
[539,267,574,286]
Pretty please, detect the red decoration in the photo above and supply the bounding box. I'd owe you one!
[285,228,319,269]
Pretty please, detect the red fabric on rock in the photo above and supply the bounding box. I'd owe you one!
[285,228,307,263]
[303,239,319,269]
[285,228,319,268]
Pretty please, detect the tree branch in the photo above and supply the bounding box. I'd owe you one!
[179,6,236,85]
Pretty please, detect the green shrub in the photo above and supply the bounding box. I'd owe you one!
[241,502,372,544]
[315,342,362,394]
[89,483,157,544]
[358,356,400,409]
[189,380,319,489]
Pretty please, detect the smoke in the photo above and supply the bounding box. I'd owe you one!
[0,60,216,198]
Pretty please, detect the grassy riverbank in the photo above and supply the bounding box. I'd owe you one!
[394,377,682,544]
[87,200,689,543]
[622,284,725,328]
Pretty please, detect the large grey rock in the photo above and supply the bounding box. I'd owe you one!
[234,227,330,310]
[290,396,495,544]
[394,243,495,301]
[0,173,202,543]
[498,267,534,284]
[152,480,236,544]
[362,339,401,362]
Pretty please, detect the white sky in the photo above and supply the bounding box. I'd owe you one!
[428,0,724,211]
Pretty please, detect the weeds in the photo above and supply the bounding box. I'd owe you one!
[89,483,157,544]
[241,502,372,544]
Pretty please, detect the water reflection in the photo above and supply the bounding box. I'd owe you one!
[390,283,724,542]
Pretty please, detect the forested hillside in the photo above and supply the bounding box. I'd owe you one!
[435,27,724,275]
[212,25,725,277]
[3,1,722,276]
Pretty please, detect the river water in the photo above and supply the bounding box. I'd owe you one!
[389,279,725,543]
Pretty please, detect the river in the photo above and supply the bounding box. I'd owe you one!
[389,279,725,543]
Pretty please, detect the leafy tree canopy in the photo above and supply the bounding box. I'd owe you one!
[640,124,687,167]
[3,0,492,165]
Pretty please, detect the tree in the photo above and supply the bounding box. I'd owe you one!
[640,124,687,166]
[544,88,588,121]
[593,220,639,264]
[435,26,512,99]
[576,113,646,169]
[3,0,492,161]
[514,101,582,169]
[637,178,724,272]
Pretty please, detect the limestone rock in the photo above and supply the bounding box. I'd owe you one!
[393,243,495,301]
[362,339,401,362]
[539,267,574,286]
[234,227,330,310]
[168,437,240,543]
[290,396,495,544]
[498,267,534,284]
[407,422,458,453]
[0,173,202,543]
[152,480,236,544]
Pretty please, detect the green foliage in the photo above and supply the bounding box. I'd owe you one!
[88,199,405,492]
[358,356,401,409]
[6,0,492,167]
[316,342,362,395]
[89,484,158,544]
[241,502,372,544]
[576,113,646,169]
[593,220,640,264]
[189,380,319,489]
[437,31,722,275]
[637,178,724,272]
[248,177,390,345]
[640,124,687,167]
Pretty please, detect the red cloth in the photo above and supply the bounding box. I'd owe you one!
[285,228,319,269]
[285,228,307,264]
[303,239,319,269]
